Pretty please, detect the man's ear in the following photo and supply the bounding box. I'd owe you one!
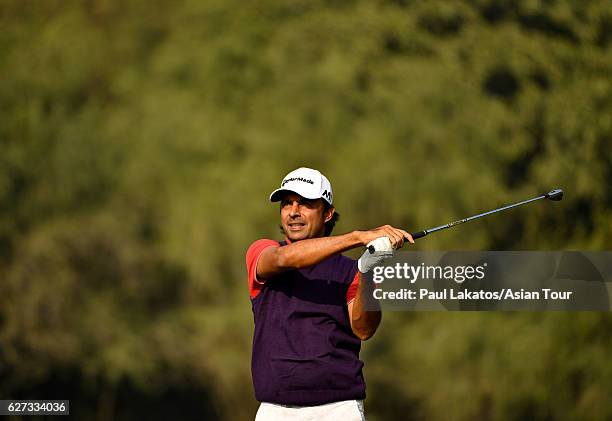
[324,206,335,223]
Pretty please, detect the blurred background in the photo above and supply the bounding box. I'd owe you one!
[1,0,611,419]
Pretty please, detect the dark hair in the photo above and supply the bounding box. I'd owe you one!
[323,203,339,236]
[278,201,340,237]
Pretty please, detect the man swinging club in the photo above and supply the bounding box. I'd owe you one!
[246,167,413,420]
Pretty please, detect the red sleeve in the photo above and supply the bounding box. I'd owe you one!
[246,239,280,298]
[346,271,360,304]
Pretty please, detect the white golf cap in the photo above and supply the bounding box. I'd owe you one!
[269,167,333,206]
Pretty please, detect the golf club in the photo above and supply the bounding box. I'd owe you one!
[368,188,563,253]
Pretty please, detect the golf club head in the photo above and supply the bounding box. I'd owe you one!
[545,189,564,201]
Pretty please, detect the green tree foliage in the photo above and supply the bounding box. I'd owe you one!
[0,0,610,419]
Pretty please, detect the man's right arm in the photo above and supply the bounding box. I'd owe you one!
[256,226,412,281]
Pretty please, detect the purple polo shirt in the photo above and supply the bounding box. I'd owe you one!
[246,239,365,405]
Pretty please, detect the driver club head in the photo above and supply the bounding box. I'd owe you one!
[545,189,564,201]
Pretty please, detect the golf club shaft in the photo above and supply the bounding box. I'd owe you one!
[413,194,547,239]
[368,191,558,253]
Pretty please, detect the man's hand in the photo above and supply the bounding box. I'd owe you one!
[358,225,414,249]
[357,237,393,273]
[356,225,414,274]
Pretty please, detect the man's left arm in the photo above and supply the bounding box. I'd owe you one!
[347,273,381,341]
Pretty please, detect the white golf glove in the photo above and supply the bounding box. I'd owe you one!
[357,236,394,273]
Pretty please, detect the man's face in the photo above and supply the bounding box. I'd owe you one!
[280,192,334,241]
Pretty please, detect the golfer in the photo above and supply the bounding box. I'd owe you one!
[246,167,413,420]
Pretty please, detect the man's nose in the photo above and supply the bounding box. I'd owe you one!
[289,201,301,216]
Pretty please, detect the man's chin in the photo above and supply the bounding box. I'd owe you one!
[285,230,308,242]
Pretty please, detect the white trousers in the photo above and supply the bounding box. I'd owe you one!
[255,399,365,421]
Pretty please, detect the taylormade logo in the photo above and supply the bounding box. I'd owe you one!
[322,189,332,202]
[372,262,487,284]
[282,177,314,187]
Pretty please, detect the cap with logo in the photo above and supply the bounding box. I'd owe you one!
[269,167,333,206]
